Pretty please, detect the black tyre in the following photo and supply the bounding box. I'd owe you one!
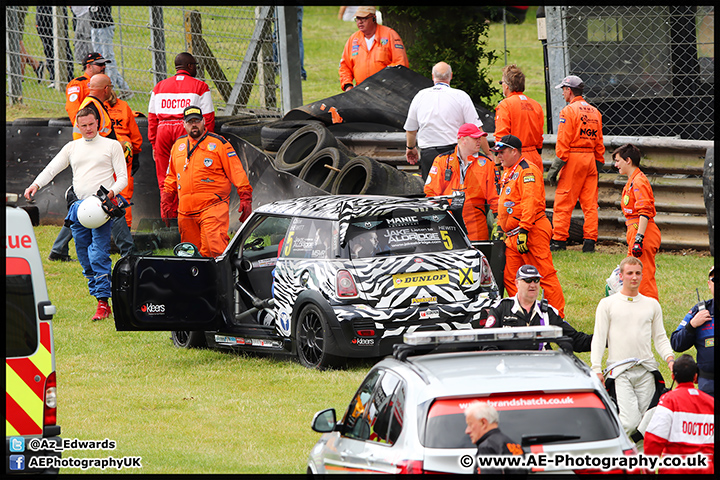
[48,117,73,127]
[331,156,387,195]
[297,147,350,192]
[546,210,585,245]
[274,123,338,174]
[13,118,52,126]
[295,303,342,370]
[261,119,323,152]
[171,331,207,349]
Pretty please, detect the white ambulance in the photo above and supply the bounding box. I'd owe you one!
[6,195,61,474]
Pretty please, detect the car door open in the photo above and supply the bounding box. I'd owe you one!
[112,254,225,331]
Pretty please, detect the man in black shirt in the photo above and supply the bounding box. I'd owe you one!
[464,401,525,475]
[483,264,592,353]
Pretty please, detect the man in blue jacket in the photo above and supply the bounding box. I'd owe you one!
[670,266,714,396]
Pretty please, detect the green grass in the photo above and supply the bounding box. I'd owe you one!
[30,224,712,474]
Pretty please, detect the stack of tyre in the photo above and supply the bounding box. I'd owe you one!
[260,120,424,196]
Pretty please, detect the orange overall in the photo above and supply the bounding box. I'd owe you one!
[622,168,661,300]
[65,75,91,122]
[498,157,565,316]
[165,132,252,258]
[339,24,409,89]
[494,91,545,171]
[553,96,605,242]
[424,148,498,241]
[105,98,143,228]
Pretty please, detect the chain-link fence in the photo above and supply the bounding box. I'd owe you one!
[557,5,714,140]
[6,5,287,118]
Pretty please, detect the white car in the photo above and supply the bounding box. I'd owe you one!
[308,327,638,474]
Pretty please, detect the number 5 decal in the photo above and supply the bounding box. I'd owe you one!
[283,231,295,256]
[440,230,453,250]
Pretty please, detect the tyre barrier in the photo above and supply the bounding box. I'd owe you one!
[545,211,586,246]
[260,119,323,152]
[274,122,338,174]
[297,147,350,192]
[331,155,424,196]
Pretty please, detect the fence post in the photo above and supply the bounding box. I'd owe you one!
[150,6,167,84]
[6,8,23,104]
[277,6,303,114]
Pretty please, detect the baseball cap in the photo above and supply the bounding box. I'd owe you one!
[491,134,522,152]
[82,52,110,67]
[183,106,203,122]
[457,123,488,139]
[555,75,584,89]
[355,6,376,18]
[516,264,542,280]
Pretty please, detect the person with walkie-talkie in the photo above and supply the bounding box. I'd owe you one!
[671,266,715,396]
[424,123,498,242]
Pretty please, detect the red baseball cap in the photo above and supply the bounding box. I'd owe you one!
[457,123,488,139]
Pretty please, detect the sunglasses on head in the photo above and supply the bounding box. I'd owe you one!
[521,278,540,284]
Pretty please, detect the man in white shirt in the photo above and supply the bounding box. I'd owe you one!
[24,107,127,321]
[591,256,674,439]
[404,61,491,179]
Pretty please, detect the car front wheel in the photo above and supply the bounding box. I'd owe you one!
[296,304,342,370]
[171,331,207,349]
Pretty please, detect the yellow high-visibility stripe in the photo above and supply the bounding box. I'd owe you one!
[5,363,43,432]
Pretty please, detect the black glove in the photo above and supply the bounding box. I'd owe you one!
[631,233,644,257]
[546,158,565,186]
[516,228,529,254]
[131,153,140,176]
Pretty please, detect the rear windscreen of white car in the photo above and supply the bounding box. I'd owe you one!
[423,392,618,448]
[347,211,467,259]
[6,257,39,358]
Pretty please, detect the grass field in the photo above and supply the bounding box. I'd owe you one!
[9,6,714,474]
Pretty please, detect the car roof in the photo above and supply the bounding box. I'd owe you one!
[383,350,598,398]
[254,195,449,221]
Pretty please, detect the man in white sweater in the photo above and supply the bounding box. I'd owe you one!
[591,256,674,439]
[25,107,127,321]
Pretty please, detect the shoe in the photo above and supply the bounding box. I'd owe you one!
[92,300,112,321]
[582,239,596,253]
[47,82,56,89]
[117,90,134,100]
[48,251,74,262]
[549,240,567,251]
[33,62,45,83]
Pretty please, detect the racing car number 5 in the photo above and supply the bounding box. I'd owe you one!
[283,231,295,257]
[440,230,453,250]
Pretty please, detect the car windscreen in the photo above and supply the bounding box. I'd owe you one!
[423,392,618,448]
[6,257,39,358]
[347,210,467,259]
[281,218,339,259]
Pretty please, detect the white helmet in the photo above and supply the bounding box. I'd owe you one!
[77,195,110,229]
[605,265,623,295]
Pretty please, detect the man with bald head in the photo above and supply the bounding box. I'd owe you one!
[73,73,116,140]
[404,61,490,180]
[148,52,216,224]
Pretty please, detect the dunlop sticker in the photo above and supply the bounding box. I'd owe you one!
[393,270,449,288]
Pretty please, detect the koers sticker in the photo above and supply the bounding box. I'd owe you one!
[141,303,166,315]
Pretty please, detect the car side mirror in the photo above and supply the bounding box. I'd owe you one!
[311,408,337,433]
[173,242,201,257]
